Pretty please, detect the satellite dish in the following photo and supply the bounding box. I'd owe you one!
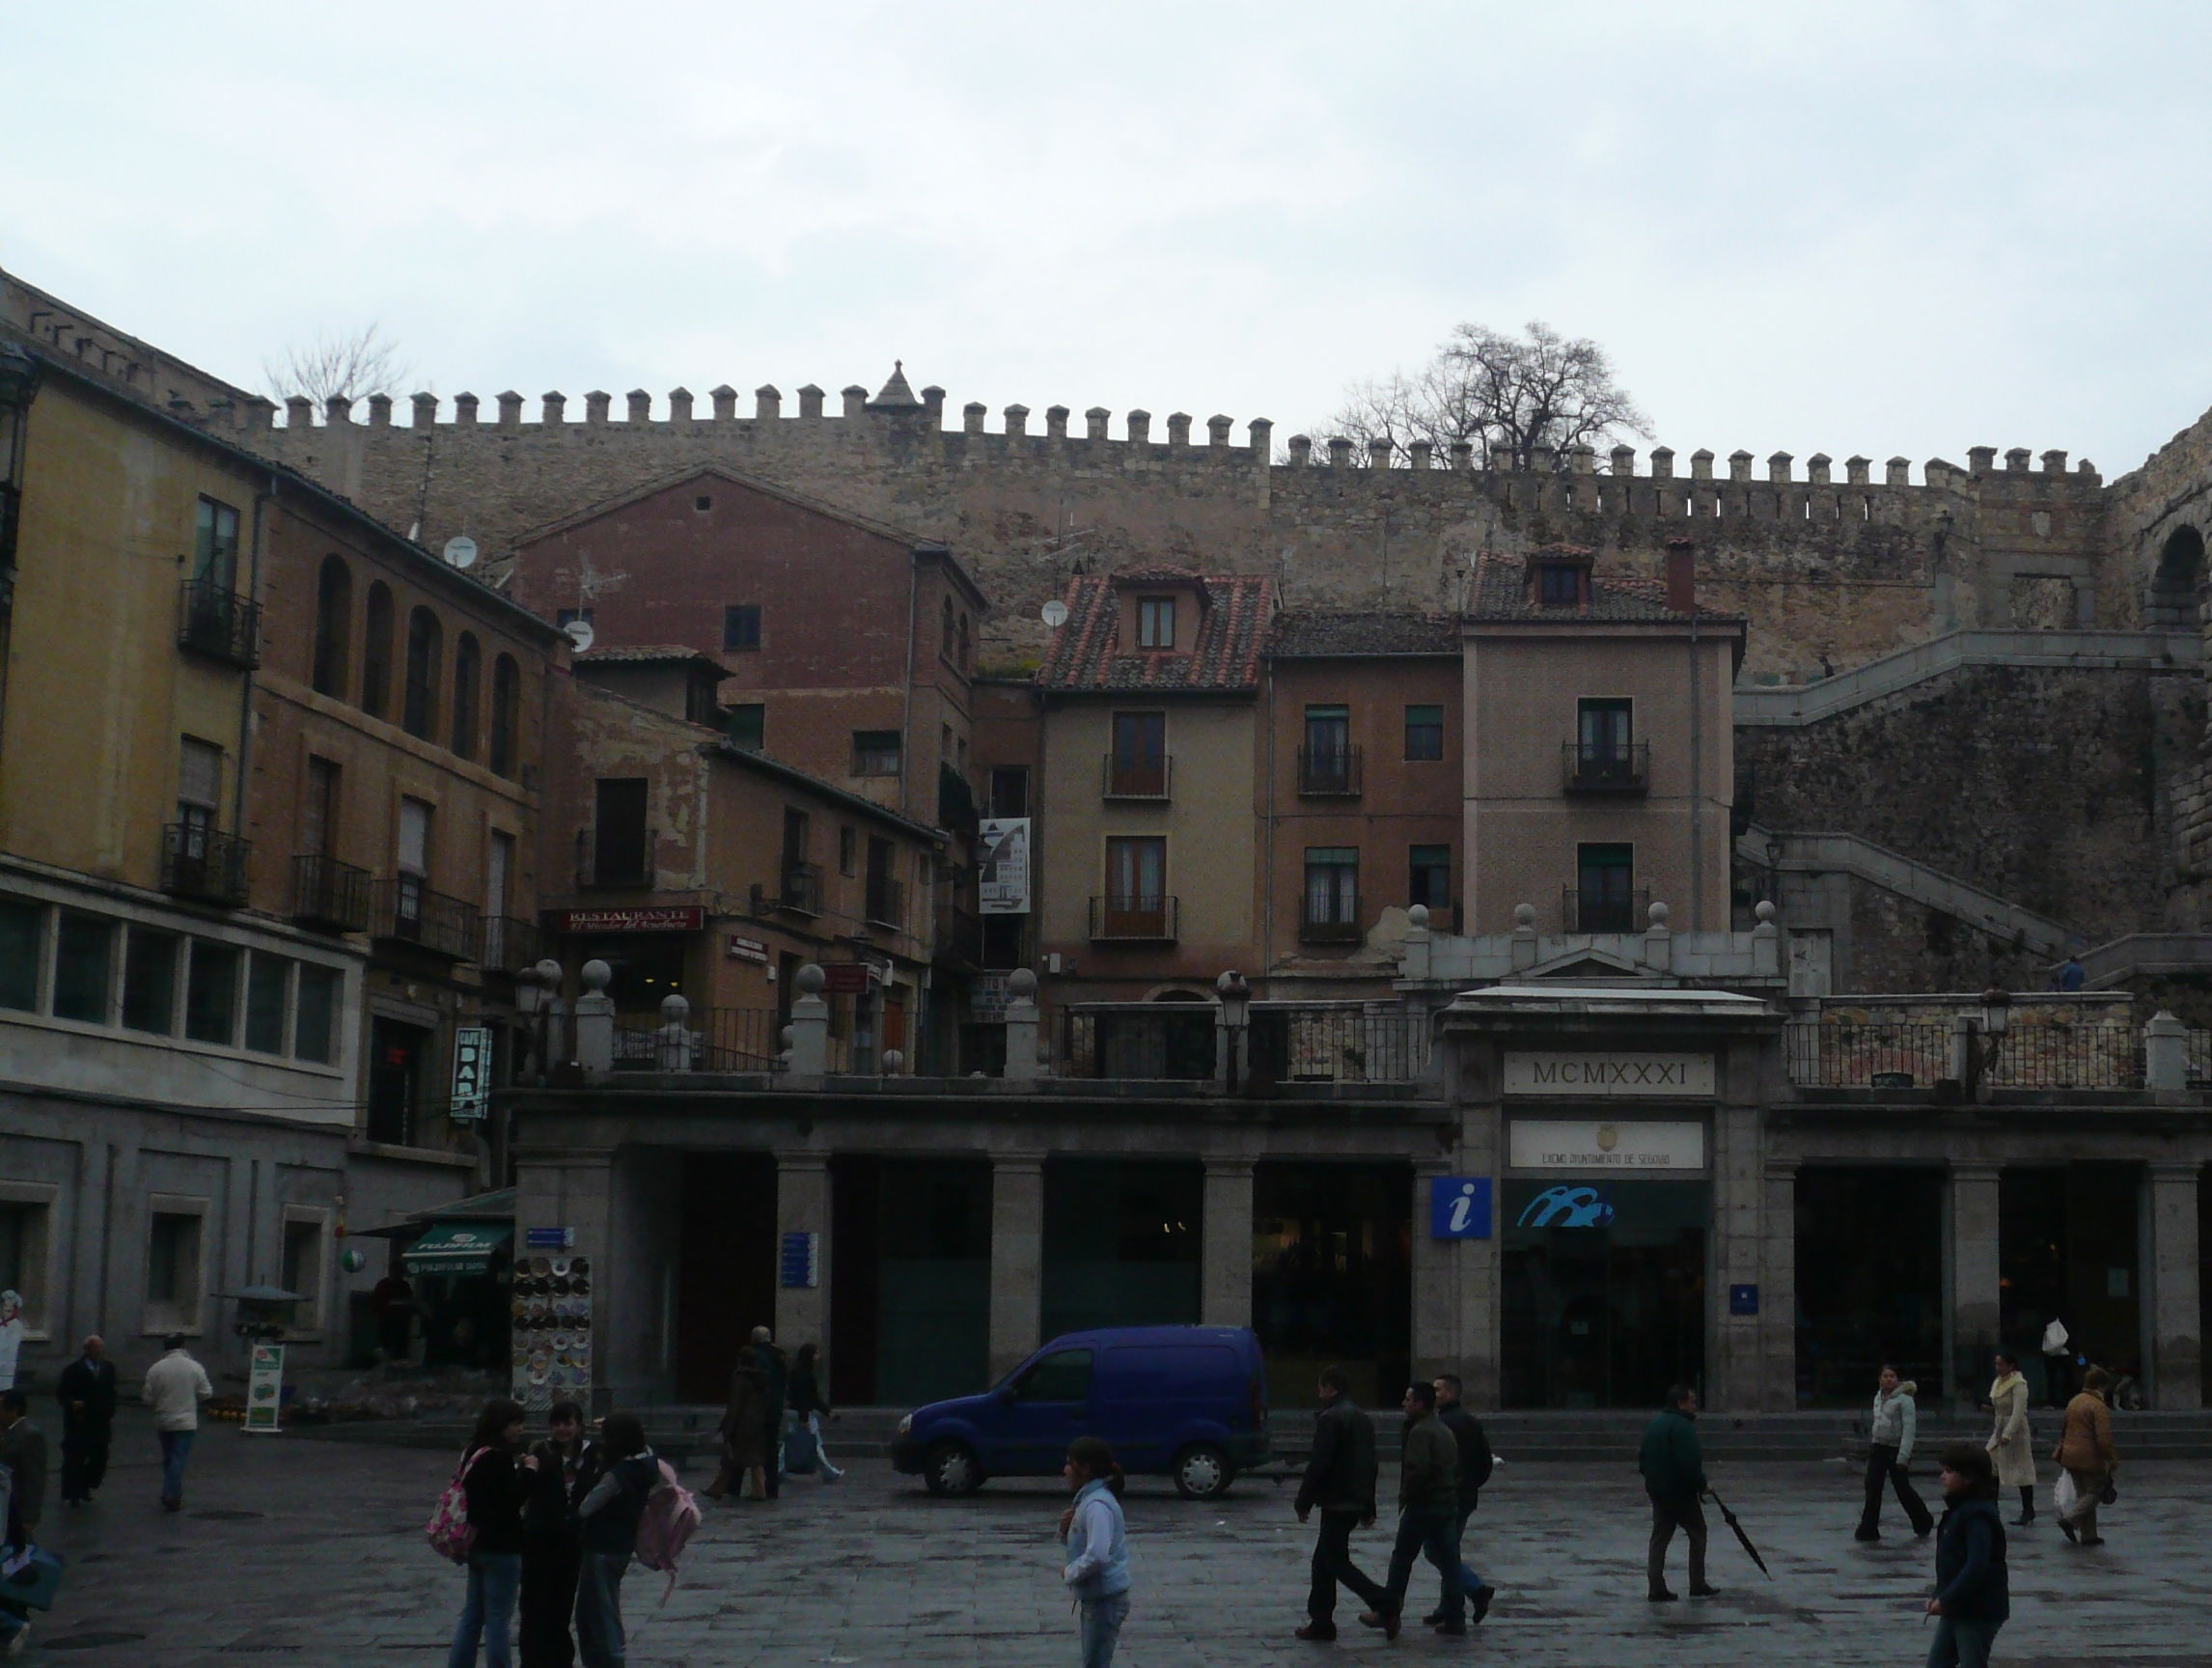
[442,536,479,570]
[564,618,596,653]
[1040,599,1070,628]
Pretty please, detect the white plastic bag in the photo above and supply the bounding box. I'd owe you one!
[2041,1319,2070,1355]
[2052,1470,2078,1518]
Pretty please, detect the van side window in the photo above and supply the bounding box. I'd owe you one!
[1013,1348,1093,1403]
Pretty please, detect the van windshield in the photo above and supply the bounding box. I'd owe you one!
[1010,1348,1093,1403]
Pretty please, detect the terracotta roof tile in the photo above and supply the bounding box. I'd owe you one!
[1467,552,1745,625]
[1266,609,1460,656]
[1037,572,1271,692]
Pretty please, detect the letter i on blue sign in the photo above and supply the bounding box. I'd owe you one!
[1430,1177,1492,1239]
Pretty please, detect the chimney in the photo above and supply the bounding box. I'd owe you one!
[1665,536,1697,615]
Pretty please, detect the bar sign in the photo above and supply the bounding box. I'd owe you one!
[780,1231,819,1290]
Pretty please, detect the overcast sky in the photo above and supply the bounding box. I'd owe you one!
[8,2,2211,476]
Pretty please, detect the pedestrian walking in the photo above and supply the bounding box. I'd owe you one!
[575,1410,658,1668]
[0,1387,49,1654]
[0,1293,23,1393]
[56,1334,118,1506]
[141,1332,212,1511]
[2053,1366,2118,1547]
[1984,1351,2036,1525]
[1924,1442,2008,1668]
[519,1400,594,1668]
[749,1326,789,1501]
[1292,1365,1380,1642]
[705,1346,769,1501]
[1857,1365,1934,1542]
[1059,1435,1131,1668]
[1354,1381,1463,1639]
[1639,1384,1719,1601]
[783,1343,843,1484]
[1430,1374,1498,1626]
[446,1398,536,1668]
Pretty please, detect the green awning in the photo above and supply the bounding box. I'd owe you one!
[402,1220,512,1276]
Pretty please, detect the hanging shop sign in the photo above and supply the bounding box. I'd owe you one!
[548,906,706,934]
[820,962,885,995]
[450,1025,492,1122]
[1502,1050,1714,1098]
[979,819,1032,915]
[1508,1118,1706,1172]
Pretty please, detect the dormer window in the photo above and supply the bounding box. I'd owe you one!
[1137,596,1176,649]
[1536,563,1583,607]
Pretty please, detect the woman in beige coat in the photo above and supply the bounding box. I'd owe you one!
[1985,1351,2037,1525]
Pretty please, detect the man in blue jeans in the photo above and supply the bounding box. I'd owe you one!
[1357,1382,1463,1638]
[141,1334,211,1511]
[1430,1374,1499,1627]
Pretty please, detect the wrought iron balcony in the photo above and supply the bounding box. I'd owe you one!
[290,853,373,932]
[771,861,822,916]
[1562,740,1649,794]
[370,876,481,961]
[479,915,544,977]
[1102,754,1172,800]
[575,827,657,890]
[865,877,905,931]
[1089,894,1178,942]
[1297,743,1363,797]
[1298,907,1365,945]
[1562,886,1650,934]
[177,578,262,668]
[160,823,250,907]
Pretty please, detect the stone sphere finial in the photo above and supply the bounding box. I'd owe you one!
[532,958,563,988]
[581,959,612,993]
[660,992,690,1023]
[882,1049,904,1074]
[1408,904,1429,929]
[1755,900,1777,924]
[1647,900,1671,929]
[796,962,826,995]
[1512,903,1537,929]
[1009,967,1038,999]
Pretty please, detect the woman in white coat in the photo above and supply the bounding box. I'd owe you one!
[1985,1350,2037,1525]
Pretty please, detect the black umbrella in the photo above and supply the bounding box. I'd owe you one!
[1707,1490,1774,1580]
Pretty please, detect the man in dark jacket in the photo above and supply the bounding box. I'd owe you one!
[1357,1381,1464,1638]
[1293,1366,1386,1642]
[0,1388,49,1653]
[56,1334,119,1505]
[1430,1373,1498,1627]
[520,1400,594,1668]
[1926,1442,2008,1668]
[1639,1384,1717,1601]
[749,1325,789,1500]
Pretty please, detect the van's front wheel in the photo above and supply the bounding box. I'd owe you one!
[922,1439,983,1498]
[1172,1442,1231,1500]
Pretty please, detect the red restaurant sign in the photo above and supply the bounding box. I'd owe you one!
[549,906,706,934]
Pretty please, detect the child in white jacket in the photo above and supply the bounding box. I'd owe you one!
[1855,1364,1933,1542]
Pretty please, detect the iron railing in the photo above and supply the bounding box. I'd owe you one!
[1089,895,1178,941]
[1562,886,1650,933]
[370,876,481,960]
[479,915,544,977]
[177,578,262,668]
[1785,1021,2144,1089]
[1986,1024,2143,1089]
[1058,1005,1217,1080]
[1784,1023,1955,1088]
[1251,1003,1430,1084]
[575,827,657,889]
[161,822,250,906]
[770,861,822,915]
[1297,743,1363,797]
[614,1006,787,1072]
[865,877,905,931]
[1102,753,1172,799]
[1562,740,1649,794]
[290,853,373,932]
[1299,904,1364,945]
[2189,1029,2212,1088]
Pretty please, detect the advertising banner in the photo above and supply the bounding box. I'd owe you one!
[548,906,706,934]
[450,1025,491,1122]
[244,1343,285,1433]
[979,819,1031,915]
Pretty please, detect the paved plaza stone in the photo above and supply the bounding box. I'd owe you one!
[19,1408,2212,1666]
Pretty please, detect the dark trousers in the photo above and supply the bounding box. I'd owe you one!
[61,1418,113,1500]
[1858,1444,1932,1537]
[761,1413,785,1498]
[1382,1507,1461,1619]
[519,1536,581,1668]
[1307,1510,1388,1623]
[1647,1493,1707,1595]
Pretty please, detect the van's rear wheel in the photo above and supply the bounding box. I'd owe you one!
[1172,1442,1231,1500]
[922,1439,983,1498]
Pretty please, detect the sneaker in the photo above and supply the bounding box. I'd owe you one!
[1294,1623,1338,1642]
[1648,1590,1679,1603]
[1471,1585,1496,1624]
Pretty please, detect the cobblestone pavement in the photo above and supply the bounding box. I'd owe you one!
[18,1409,2211,1667]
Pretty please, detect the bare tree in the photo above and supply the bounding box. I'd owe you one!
[263,323,411,410]
[1306,320,1650,471]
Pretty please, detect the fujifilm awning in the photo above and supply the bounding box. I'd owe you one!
[401,1221,512,1276]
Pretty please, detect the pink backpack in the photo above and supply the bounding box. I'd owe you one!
[634,1459,700,1597]
[426,1448,488,1564]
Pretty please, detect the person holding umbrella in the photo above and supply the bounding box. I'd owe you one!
[1639,1384,1718,1601]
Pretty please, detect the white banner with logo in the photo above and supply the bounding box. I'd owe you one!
[979,819,1030,915]
[244,1342,285,1433]
[1507,1119,1707,1172]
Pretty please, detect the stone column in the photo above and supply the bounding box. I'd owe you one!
[2146,1163,2202,1409]
[1201,1160,1255,1328]
[773,1153,830,1351]
[1948,1164,2003,1411]
[1757,1158,1799,1411]
[1705,1101,1765,1410]
[1451,1091,1503,1407]
[1410,1161,1456,1378]
[987,1156,1045,1380]
[515,1154,616,1411]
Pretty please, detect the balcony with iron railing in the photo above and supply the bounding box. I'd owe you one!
[1562,886,1650,933]
[575,827,657,890]
[370,876,481,961]
[177,577,262,669]
[1299,900,1364,945]
[1089,894,1178,941]
[160,823,250,907]
[290,853,373,932]
[1562,740,1649,794]
[1101,754,1172,800]
[1055,1000,1431,1085]
[865,877,906,931]
[765,861,822,916]
[1297,743,1363,797]
[480,914,545,977]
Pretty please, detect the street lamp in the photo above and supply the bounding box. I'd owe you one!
[1216,969,1252,1092]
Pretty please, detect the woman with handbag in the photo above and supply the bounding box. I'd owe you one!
[447,1398,538,1668]
[2053,1366,2119,1546]
[1984,1352,2037,1526]
[784,1343,843,1484]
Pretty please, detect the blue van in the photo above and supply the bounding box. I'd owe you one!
[891,1324,1269,1500]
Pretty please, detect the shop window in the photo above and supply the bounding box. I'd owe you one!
[852,730,902,777]
[1409,845,1452,912]
[726,703,765,752]
[402,606,443,739]
[0,896,41,1012]
[312,555,352,698]
[123,928,180,1035]
[294,965,340,1064]
[281,1213,326,1332]
[1404,703,1444,762]
[724,604,761,652]
[51,913,113,1024]
[451,632,481,760]
[145,1204,206,1334]
[361,582,396,718]
[245,952,290,1053]
[184,941,240,1045]
[988,766,1030,819]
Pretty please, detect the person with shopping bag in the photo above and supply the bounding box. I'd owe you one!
[2053,1367,2119,1546]
[783,1344,843,1484]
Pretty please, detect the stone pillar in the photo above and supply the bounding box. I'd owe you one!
[515,1154,615,1411]
[988,1156,1045,1380]
[787,964,829,1076]
[2146,1163,2202,1409]
[1757,1158,1799,1411]
[1201,1160,1255,1328]
[573,959,615,1076]
[1948,1164,2003,1411]
[1410,1160,1455,1379]
[1003,969,1040,1085]
[773,1153,830,1351]
[1450,1085,1503,1406]
[1705,1101,1765,1410]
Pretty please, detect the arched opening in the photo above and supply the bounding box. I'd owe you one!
[489,653,520,778]
[451,632,482,761]
[361,582,396,718]
[403,606,443,739]
[2156,525,2204,598]
[313,555,352,697]
[941,596,955,659]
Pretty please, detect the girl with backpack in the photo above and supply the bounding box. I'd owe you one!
[1059,1436,1131,1668]
[574,1410,658,1668]
[446,1398,538,1668]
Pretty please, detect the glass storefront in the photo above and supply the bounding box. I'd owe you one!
[1040,1159,1203,1341]
[1502,1178,1707,1408]
[830,1156,992,1406]
[1253,1162,1412,1407]
[1794,1167,1945,1405]
[1999,1164,2141,1407]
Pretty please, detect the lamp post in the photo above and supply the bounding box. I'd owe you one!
[1216,969,1252,1092]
